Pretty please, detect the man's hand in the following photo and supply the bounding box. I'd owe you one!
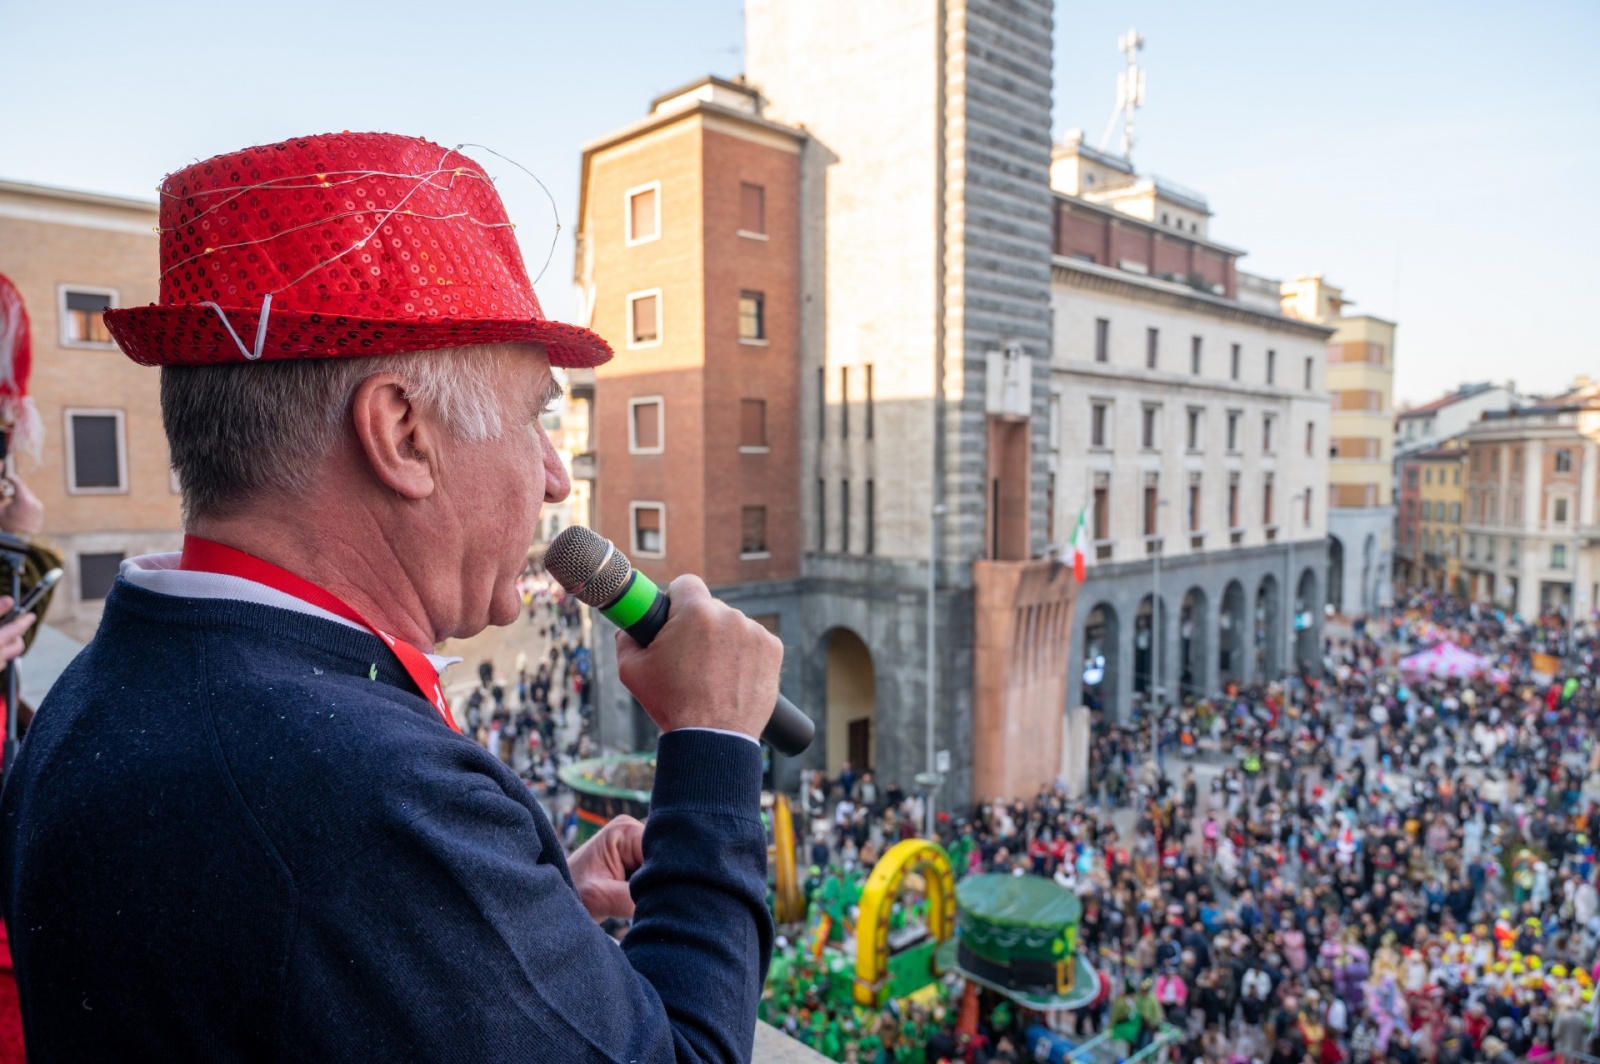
[0,598,35,668]
[0,477,43,536]
[614,575,782,741]
[568,814,644,920]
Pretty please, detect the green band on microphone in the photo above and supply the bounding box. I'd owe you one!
[601,571,659,630]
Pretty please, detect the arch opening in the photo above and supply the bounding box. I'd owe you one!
[824,628,875,777]
[1179,586,1209,700]
[1081,602,1118,714]
[1255,575,1280,679]
[1218,580,1247,688]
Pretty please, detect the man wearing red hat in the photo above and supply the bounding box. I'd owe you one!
[0,133,781,1062]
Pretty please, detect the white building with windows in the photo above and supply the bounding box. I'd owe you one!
[1396,381,1522,459]
[1048,141,1332,719]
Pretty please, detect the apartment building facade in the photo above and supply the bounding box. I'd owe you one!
[1282,276,1395,617]
[1459,379,1600,619]
[0,180,179,642]
[1397,445,1467,595]
[1048,140,1332,720]
[576,77,805,752]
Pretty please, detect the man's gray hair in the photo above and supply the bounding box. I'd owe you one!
[162,345,515,522]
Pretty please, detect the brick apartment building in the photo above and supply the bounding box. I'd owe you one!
[575,77,804,749]
[0,180,179,641]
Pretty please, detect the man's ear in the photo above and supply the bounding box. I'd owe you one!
[349,373,438,500]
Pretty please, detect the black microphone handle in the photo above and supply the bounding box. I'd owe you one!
[618,582,815,757]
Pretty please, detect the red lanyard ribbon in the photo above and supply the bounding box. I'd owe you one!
[178,535,461,733]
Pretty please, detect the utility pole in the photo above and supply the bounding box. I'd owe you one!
[1151,498,1169,767]
[922,503,948,838]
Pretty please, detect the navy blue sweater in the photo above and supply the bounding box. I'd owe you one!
[0,580,772,1062]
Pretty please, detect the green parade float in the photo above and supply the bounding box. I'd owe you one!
[935,873,1099,1011]
[557,754,654,842]
[760,843,1100,1062]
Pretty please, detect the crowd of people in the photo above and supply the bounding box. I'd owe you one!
[771,596,1600,1064]
[458,566,597,825]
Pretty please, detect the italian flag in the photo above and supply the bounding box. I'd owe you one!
[1067,505,1089,583]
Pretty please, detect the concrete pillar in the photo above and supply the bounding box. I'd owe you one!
[1116,599,1138,723]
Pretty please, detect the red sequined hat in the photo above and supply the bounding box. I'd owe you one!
[104,132,611,368]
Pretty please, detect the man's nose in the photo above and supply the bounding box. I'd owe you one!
[539,422,571,504]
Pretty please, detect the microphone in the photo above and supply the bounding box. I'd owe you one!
[545,526,815,756]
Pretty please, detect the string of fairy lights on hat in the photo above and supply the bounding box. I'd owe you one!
[150,142,564,359]
[154,143,563,295]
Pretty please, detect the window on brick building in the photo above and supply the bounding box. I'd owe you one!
[1553,544,1568,569]
[631,503,665,557]
[1554,497,1570,525]
[740,506,769,557]
[1555,449,1572,473]
[78,552,124,601]
[625,182,659,244]
[628,397,664,454]
[738,291,765,342]
[628,290,661,346]
[739,399,767,451]
[739,183,766,236]
[66,410,125,493]
[61,288,116,346]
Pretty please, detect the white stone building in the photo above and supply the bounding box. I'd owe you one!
[1046,143,1332,718]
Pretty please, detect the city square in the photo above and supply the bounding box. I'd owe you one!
[0,2,1595,1062]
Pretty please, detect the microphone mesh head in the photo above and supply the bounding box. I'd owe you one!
[546,526,634,609]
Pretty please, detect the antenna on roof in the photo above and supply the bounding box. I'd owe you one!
[1097,29,1146,161]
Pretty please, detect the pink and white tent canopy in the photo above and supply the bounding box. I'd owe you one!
[1398,641,1493,681]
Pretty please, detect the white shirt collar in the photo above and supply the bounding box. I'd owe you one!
[120,553,461,676]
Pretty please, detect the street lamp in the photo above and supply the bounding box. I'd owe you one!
[1286,489,1310,676]
[1150,497,1169,765]
[919,502,948,838]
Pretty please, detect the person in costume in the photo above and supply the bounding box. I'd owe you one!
[0,133,784,1063]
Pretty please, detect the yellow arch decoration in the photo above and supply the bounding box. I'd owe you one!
[852,838,956,1007]
[771,795,806,924]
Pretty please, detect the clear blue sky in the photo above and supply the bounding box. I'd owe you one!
[2,0,1594,403]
